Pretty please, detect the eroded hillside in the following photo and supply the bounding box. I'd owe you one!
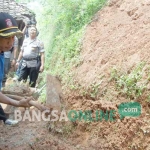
[65,0,150,149]
[1,0,150,149]
[75,0,150,87]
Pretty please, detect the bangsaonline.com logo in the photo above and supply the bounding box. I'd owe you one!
[14,102,141,122]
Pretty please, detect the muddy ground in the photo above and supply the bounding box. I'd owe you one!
[1,0,150,149]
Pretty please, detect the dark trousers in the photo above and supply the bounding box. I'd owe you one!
[16,59,23,77]
[3,58,11,84]
[18,66,39,87]
[0,105,7,122]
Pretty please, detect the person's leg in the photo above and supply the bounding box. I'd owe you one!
[0,105,7,122]
[29,67,39,87]
[16,58,23,77]
[0,80,2,90]
[18,64,28,82]
[36,56,41,72]
[0,78,7,122]
[3,58,11,86]
[0,104,19,125]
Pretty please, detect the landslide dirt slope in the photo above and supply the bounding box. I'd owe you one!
[66,0,150,149]
[75,0,150,87]
[1,0,150,150]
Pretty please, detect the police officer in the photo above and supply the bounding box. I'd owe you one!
[16,25,45,87]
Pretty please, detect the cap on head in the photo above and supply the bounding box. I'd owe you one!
[0,12,23,38]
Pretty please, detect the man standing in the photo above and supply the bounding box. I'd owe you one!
[0,12,31,125]
[15,22,39,77]
[17,25,44,87]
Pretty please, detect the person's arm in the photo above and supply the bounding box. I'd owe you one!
[16,50,23,67]
[39,52,45,72]
[39,41,45,72]
[17,50,23,62]
[0,92,31,107]
[13,43,18,61]
[11,42,18,66]
[22,25,27,35]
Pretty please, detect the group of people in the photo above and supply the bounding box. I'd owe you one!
[17,24,44,87]
[0,12,45,125]
[3,20,45,88]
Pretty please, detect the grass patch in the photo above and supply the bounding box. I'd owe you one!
[111,62,147,99]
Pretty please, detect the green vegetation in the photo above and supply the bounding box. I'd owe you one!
[19,0,106,101]
[111,62,147,99]
[16,0,107,101]
[30,0,106,84]
[79,81,102,99]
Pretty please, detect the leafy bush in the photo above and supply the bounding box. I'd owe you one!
[17,0,107,100]
[34,0,107,85]
[111,63,146,99]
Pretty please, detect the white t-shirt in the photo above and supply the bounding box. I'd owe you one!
[4,36,18,59]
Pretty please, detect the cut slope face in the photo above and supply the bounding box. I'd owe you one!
[75,0,150,87]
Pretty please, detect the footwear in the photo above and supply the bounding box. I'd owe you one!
[13,77,18,81]
[5,119,19,125]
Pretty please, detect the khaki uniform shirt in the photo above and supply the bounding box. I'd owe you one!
[21,38,44,68]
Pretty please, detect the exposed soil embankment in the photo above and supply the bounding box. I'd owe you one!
[1,0,150,149]
[65,0,150,149]
[75,0,150,87]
